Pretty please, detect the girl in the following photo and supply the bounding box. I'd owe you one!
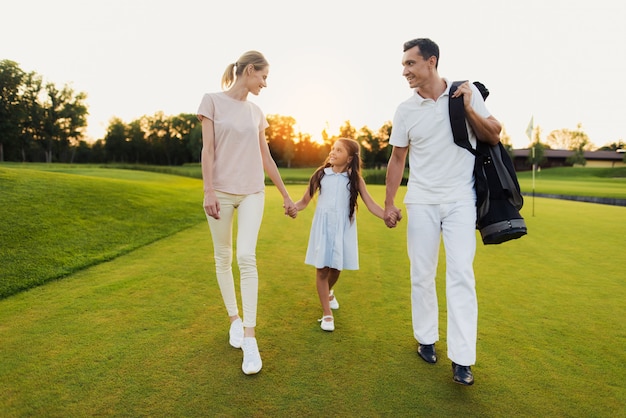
[197,50,297,375]
[295,138,397,331]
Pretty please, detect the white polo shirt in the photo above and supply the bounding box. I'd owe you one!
[389,79,490,204]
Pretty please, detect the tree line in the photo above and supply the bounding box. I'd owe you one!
[0,59,391,167]
[2,59,623,168]
[525,124,626,167]
[73,113,392,168]
[0,60,88,163]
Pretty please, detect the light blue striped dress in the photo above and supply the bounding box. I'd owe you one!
[304,167,359,270]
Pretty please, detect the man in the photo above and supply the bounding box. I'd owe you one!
[384,38,501,386]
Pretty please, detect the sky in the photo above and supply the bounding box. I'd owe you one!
[2,0,625,149]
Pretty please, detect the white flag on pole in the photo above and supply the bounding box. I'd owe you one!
[526,116,534,139]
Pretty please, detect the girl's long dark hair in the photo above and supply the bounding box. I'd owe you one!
[308,138,362,222]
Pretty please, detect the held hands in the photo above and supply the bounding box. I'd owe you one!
[384,205,402,228]
[283,198,298,219]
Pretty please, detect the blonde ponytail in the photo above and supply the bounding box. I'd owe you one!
[220,51,268,90]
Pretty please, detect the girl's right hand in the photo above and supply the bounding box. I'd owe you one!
[384,205,401,228]
[204,192,221,220]
[284,200,298,219]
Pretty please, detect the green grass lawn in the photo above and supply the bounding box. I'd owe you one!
[0,165,625,416]
[0,165,205,298]
[114,163,626,199]
[517,166,626,199]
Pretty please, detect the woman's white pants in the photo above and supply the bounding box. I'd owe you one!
[206,191,265,329]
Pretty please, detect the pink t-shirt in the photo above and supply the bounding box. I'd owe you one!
[197,92,270,195]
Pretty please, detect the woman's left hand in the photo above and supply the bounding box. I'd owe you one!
[283,199,298,219]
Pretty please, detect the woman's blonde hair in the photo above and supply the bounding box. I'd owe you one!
[221,50,269,90]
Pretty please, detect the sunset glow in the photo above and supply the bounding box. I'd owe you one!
[2,0,624,149]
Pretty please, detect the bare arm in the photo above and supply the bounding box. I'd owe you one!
[466,111,502,146]
[258,131,297,218]
[200,117,221,219]
[384,146,407,228]
[358,176,386,220]
[294,185,313,211]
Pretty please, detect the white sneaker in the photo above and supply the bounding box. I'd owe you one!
[229,318,244,348]
[329,290,339,310]
[241,337,263,375]
[319,315,335,332]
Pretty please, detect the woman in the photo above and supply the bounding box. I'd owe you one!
[197,50,297,375]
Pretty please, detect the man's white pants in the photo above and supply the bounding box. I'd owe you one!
[206,191,265,329]
[406,199,477,366]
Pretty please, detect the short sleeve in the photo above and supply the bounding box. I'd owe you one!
[259,115,269,131]
[250,102,269,132]
[389,108,408,147]
[197,93,215,122]
[469,84,491,119]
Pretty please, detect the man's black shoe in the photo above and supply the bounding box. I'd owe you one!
[452,362,474,386]
[417,344,437,364]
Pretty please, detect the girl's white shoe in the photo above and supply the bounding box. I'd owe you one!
[319,315,335,332]
[329,290,339,310]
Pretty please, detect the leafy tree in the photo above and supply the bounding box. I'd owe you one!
[128,118,149,164]
[186,118,202,163]
[39,83,63,163]
[283,137,295,168]
[147,112,178,165]
[60,86,88,163]
[35,82,88,163]
[546,128,572,150]
[566,148,586,166]
[546,123,591,152]
[0,61,88,162]
[569,124,591,154]
[266,114,296,167]
[557,123,590,166]
[357,126,375,168]
[292,133,324,167]
[171,113,199,164]
[597,140,625,151]
[90,139,106,163]
[72,139,95,163]
[378,121,393,165]
[104,117,129,163]
[102,113,199,165]
[18,72,44,162]
[320,128,330,145]
[358,125,389,169]
[338,120,357,140]
[0,59,25,161]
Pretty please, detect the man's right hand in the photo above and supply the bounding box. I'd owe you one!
[384,205,402,228]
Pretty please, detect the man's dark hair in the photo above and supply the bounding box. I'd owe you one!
[403,38,439,68]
